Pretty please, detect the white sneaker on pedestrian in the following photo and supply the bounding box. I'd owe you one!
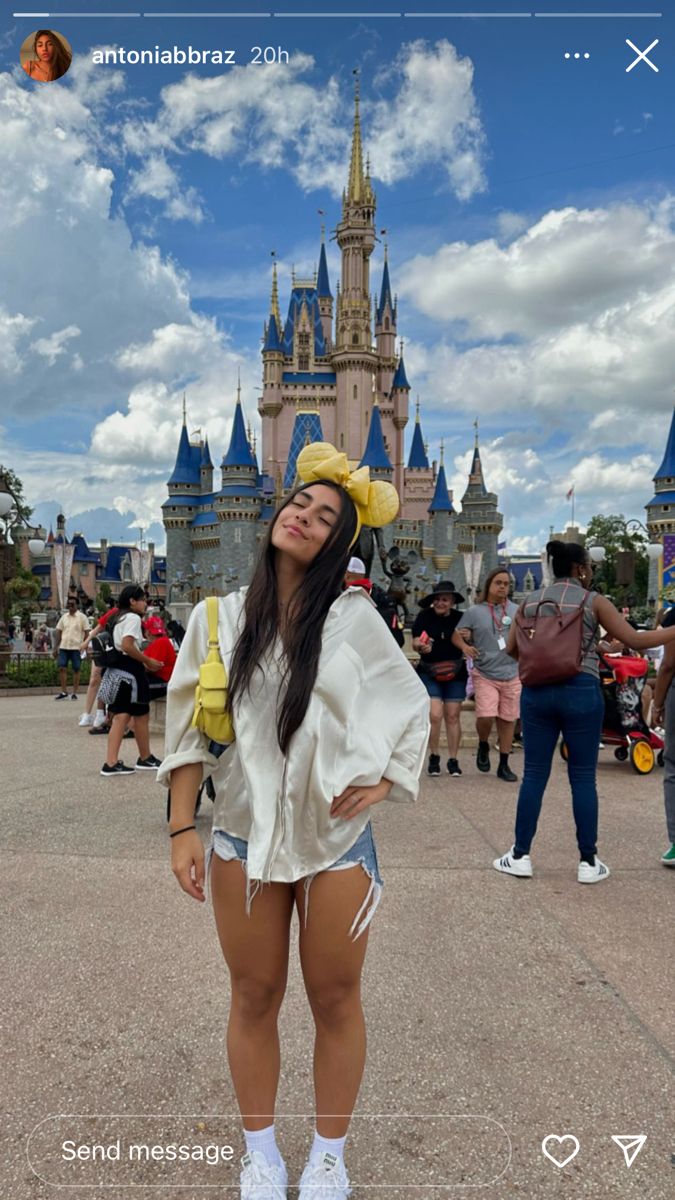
[298,1151,351,1198]
[493,847,533,878]
[240,1150,287,1199]
[79,713,94,727]
[578,858,610,884]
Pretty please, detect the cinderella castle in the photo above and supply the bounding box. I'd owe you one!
[163,86,503,603]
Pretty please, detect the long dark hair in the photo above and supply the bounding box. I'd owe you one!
[477,566,512,604]
[32,29,72,79]
[227,480,358,753]
[546,539,589,579]
[117,584,145,611]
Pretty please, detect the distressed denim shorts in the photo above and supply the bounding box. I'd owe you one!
[209,820,383,941]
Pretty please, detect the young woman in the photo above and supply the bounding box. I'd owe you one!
[159,447,429,1200]
[99,585,162,777]
[452,568,520,782]
[495,540,675,883]
[22,29,71,81]
[411,580,467,777]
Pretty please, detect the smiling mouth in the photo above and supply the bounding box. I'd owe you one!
[285,525,306,538]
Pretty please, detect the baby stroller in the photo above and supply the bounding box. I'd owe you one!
[561,655,663,774]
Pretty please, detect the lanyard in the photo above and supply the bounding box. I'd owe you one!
[488,603,507,635]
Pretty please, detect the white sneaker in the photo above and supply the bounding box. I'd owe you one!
[79,713,94,727]
[578,858,610,884]
[493,847,533,878]
[92,713,107,729]
[298,1151,351,1199]
[240,1151,287,1199]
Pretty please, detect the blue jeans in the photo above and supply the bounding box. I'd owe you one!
[514,673,604,858]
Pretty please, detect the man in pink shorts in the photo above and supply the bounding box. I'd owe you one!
[452,568,521,782]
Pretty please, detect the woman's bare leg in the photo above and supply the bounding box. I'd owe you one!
[133,713,151,759]
[105,712,127,767]
[296,866,371,1138]
[211,858,294,1129]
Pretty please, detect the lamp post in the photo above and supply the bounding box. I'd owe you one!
[586,518,662,605]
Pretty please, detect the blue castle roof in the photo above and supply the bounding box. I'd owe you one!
[281,286,326,358]
[392,354,410,391]
[359,404,392,472]
[284,410,324,488]
[407,419,429,470]
[263,314,282,352]
[200,437,213,469]
[428,464,454,514]
[654,408,675,480]
[71,533,100,564]
[192,511,218,527]
[647,490,675,507]
[221,401,257,469]
[316,242,332,299]
[500,559,543,591]
[377,259,394,323]
[168,423,202,486]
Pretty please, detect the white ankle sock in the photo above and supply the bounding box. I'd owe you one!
[244,1124,283,1167]
[310,1130,347,1163]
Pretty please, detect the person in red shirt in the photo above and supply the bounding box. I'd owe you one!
[143,615,177,698]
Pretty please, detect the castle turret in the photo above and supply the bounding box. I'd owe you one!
[375,246,396,399]
[163,400,202,579]
[334,79,378,460]
[316,230,333,350]
[200,436,213,494]
[359,400,393,480]
[454,425,503,586]
[389,346,410,500]
[403,398,435,522]
[646,405,675,599]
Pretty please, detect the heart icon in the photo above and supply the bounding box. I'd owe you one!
[541,1134,580,1169]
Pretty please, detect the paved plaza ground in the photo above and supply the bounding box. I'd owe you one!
[2,694,674,1199]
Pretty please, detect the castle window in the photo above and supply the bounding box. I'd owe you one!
[353,385,357,400]
[352,333,359,345]
[298,332,309,349]
[234,528,242,543]
[299,355,310,371]
[384,317,389,331]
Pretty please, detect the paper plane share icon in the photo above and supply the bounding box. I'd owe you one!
[611,1135,647,1168]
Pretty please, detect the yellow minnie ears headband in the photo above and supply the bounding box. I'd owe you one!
[295,442,400,545]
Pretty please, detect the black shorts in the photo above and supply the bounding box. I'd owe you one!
[108,663,150,716]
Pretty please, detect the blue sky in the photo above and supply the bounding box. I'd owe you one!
[1,1,674,552]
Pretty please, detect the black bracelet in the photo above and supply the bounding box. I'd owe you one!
[169,825,197,839]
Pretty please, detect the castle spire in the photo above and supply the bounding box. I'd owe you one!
[270,261,281,335]
[347,72,365,206]
[407,397,429,470]
[182,392,187,425]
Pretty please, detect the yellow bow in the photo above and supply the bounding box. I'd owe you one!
[296,442,399,542]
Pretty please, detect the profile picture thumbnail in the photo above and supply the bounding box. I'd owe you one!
[20,29,72,82]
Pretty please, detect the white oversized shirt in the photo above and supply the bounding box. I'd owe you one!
[157,587,430,884]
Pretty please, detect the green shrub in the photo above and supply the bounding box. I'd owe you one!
[1,655,92,688]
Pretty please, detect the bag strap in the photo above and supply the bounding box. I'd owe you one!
[205,595,220,650]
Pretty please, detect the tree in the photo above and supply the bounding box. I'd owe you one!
[0,465,33,525]
[584,514,649,604]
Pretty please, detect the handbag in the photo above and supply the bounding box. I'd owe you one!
[514,595,588,687]
[424,659,461,683]
[191,596,235,745]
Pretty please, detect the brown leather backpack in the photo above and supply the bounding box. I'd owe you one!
[514,595,590,686]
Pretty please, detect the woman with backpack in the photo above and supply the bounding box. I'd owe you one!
[494,540,675,884]
[98,585,163,777]
[158,445,429,1200]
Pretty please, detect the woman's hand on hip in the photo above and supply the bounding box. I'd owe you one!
[331,778,393,820]
[171,831,206,902]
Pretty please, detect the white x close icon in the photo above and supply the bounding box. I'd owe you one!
[625,38,659,73]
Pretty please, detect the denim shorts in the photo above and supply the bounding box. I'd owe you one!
[58,648,81,671]
[209,820,383,941]
[420,672,466,703]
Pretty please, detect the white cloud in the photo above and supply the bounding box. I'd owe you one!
[369,40,486,200]
[32,324,81,365]
[120,41,486,203]
[0,307,36,372]
[400,199,675,339]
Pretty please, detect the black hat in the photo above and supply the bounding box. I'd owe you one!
[419,580,465,608]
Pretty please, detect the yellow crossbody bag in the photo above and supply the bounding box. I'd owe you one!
[191,596,235,745]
